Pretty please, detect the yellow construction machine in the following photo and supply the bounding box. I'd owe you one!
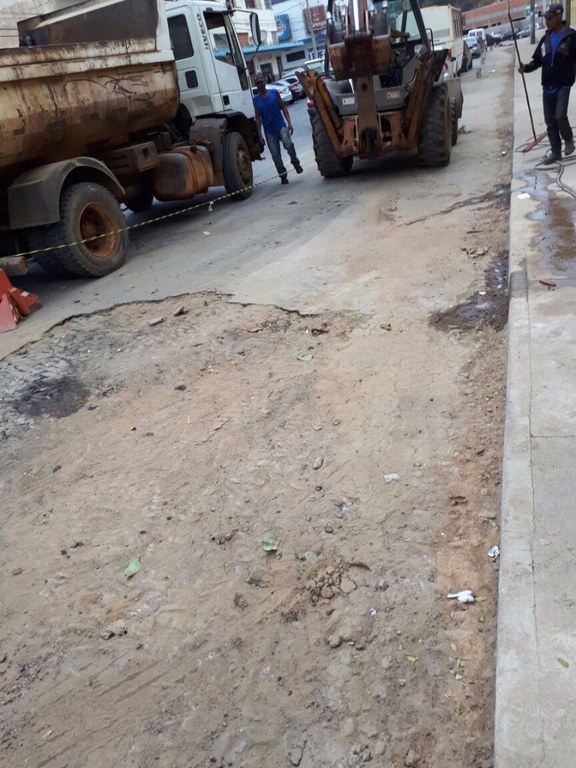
[298,0,464,177]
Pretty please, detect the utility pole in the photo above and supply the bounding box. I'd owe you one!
[305,0,319,58]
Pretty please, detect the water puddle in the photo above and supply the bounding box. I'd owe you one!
[430,249,509,332]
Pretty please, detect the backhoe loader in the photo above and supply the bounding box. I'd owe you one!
[298,0,463,177]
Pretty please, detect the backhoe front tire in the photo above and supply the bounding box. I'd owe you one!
[311,110,353,179]
[418,85,451,168]
[222,131,253,200]
[27,182,127,278]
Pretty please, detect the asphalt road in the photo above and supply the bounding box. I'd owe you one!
[0,57,508,358]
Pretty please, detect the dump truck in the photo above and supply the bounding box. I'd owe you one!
[298,0,463,178]
[0,0,262,277]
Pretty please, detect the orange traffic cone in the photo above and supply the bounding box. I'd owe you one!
[0,269,41,332]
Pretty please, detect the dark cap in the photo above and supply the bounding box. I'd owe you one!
[544,3,563,17]
[254,73,265,83]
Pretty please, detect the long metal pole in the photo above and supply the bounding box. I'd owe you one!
[509,3,538,142]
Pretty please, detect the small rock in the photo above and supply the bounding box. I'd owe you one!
[173,306,186,317]
[326,566,336,575]
[174,384,187,391]
[52,464,62,473]
[328,633,343,648]
[341,717,355,737]
[12,568,23,576]
[101,620,128,640]
[320,586,334,599]
[373,741,386,757]
[405,748,419,767]
[0,654,7,664]
[381,656,392,670]
[87,404,98,411]
[340,576,357,594]
[247,569,263,585]
[148,316,164,327]
[313,457,324,470]
[289,747,303,766]
[324,524,334,534]
[360,722,379,739]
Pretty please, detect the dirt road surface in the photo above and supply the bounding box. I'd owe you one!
[1,47,514,767]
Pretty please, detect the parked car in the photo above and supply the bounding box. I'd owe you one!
[486,31,503,46]
[280,75,306,100]
[516,27,531,38]
[461,40,474,72]
[271,78,304,103]
[465,37,481,58]
[251,82,292,104]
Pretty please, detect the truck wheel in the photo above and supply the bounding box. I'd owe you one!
[222,132,253,200]
[450,98,458,146]
[311,111,353,178]
[125,192,154,213]
[31,183,127,278]
[23,227,78,277]
[418,85,451,167]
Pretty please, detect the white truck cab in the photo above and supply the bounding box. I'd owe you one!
[166,2,254,120]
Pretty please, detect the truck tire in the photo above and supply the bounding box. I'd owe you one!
[450,98,458,146]
[125,192,154,213]
[23,227,78,277]
[418,85,451,168]
[222,132,253,200]
[311,111,353,178]
[30,182,127,278]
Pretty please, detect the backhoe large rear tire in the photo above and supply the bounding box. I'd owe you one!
[222,131,253,200]
[418,85,451,168]
[26,182,127,278]
[311,111,353,179]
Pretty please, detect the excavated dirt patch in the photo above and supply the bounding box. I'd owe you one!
[0,292,504,768]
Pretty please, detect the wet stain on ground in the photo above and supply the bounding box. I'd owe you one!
[406,184,510,226]
[516,168,576,285]
[430,249,509,332]
[12,375,89,419]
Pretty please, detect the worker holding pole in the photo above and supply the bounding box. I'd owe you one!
[518,4,576,163]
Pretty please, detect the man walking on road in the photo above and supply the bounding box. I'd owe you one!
[253,73,303,184]
[518,4,576,164]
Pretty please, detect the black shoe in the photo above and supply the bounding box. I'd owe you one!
[294,163,303,174]
[542,152,561,165]
[281,174,289,184]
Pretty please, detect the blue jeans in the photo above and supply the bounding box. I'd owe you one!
[542,86,573,156]
[265,127,300,177]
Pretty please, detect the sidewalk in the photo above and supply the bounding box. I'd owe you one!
[495,38,576,766]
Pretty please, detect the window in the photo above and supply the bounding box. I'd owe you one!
[204,11,250,89]
[168,15,194,60]
[286,50,306,63]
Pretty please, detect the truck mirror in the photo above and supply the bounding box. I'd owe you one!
[250,13,262,47]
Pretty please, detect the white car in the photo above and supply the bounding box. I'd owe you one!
[252,83,292,104]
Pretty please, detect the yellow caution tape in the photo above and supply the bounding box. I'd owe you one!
[9,164,302,259]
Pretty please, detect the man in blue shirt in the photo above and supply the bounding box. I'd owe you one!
[253,73,303,184]
[519,4,576,164]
